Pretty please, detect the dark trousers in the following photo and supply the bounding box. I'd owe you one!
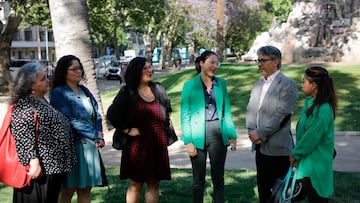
[299,177,328,203]
[255,149,289,203]
[191,120,227,203]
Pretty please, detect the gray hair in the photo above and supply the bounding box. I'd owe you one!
[257,45,282,69]
[10,63,44,104]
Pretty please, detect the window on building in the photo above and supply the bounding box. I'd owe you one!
[48,31,54,41]
[40,31,46,41]
[25,30,33,41]
[12,31,21,41]
[30,51,35,59]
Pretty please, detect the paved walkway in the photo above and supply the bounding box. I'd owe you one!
[100,128,360,172]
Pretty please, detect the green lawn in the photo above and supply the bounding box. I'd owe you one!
[102,63,360,132]
[1,167,359,202]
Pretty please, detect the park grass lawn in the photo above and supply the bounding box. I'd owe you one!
[0,167,359,202]
[102,63,360,132]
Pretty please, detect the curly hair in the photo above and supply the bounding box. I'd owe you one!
[52,55,85,89]
[10,63,43,104]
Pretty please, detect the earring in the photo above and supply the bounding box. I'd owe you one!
[31,90,35,95]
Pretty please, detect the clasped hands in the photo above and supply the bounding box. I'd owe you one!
[248,130,262,144]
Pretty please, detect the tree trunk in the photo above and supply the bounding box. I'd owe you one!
[216,0,225,62]
[48,0,108,130]
[143,32,153,62]
[0,15,23,95]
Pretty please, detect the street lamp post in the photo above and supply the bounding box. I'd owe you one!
[45,26,49,61]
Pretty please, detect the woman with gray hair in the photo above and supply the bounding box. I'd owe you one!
[10,63,76,203]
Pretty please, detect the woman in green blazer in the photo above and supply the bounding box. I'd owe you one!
[290,66,337,203]
[180,50,237,203]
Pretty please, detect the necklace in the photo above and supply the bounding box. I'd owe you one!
[138,89,155,102]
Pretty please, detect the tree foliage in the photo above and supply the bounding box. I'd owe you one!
[262,0,293,23]
[21,1,51,28]
[225,1,273,55]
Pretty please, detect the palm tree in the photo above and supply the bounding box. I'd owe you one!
[48,0,107,129]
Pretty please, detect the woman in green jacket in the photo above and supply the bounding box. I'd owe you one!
[290,66,337,203]
[180,50,237,203]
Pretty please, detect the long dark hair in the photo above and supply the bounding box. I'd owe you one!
[195,50,218,73]
[125,57,147,90]
[305,66,337,119]
[52,55,85,89]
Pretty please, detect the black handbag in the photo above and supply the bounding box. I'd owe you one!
[112,129,128,150]
[267,167,304,203]
[165,118,178,146]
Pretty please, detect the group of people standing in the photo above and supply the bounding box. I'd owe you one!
[10,55,107,203]
[7,44,336,203]
[106,46,336,203]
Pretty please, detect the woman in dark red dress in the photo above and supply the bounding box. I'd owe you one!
[107,57,171,203]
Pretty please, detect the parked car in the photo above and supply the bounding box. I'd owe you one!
[104,60,122,81]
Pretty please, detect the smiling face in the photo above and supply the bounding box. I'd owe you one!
[200,54,218,78]
[31,69,49,97]
[257,54,278,78]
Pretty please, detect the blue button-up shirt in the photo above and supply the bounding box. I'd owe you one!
[202,78,219,121]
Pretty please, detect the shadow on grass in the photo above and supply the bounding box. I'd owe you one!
[0,167,359,202]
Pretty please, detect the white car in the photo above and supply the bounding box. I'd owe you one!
[104,61,122,81]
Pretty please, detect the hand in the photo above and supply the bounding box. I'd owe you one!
[186,143,197,157]
[27,158,42,179]
[248,130,262,144]
[289,154,297,167]
[229,139,237,151]
[96,139,105,148]
[127,128,140,137]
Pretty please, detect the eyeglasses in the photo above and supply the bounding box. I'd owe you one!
[68,66,82,72]
[255,58,272,64]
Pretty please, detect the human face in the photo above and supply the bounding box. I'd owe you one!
[140,62,153,83]
[31,69,49,97]
[200,54,218,77]
[66,60,83,84]
[257,54,278,78]
[301,75,317,97]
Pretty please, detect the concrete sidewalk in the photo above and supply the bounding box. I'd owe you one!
[1,96,359,172]
[101,128,360,172]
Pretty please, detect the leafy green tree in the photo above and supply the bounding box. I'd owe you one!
[262,0,293,23]
[158,0,191,68]
[0,0,45,95]
[225,1,272,55]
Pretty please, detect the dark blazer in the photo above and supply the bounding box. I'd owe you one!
[246,71,298,156]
